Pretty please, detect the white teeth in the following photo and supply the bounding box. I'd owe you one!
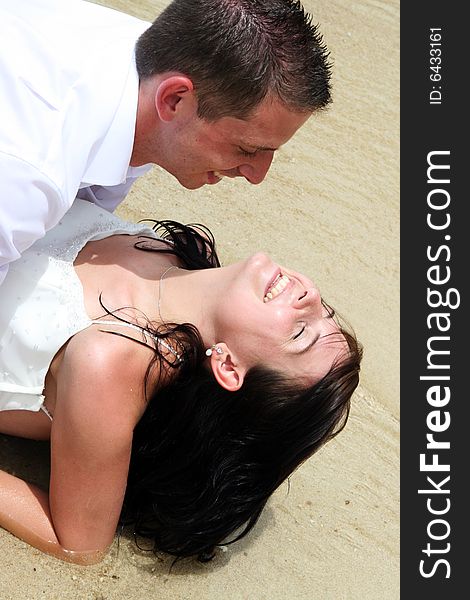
[263,274,290,302]
[213,171,224,179]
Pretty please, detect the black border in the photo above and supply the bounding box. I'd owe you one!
[401,3,467,596]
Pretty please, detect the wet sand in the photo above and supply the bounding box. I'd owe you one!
[0,0,399,598]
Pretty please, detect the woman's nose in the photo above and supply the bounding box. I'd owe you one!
[296,286,323,316]
[238,151,274,184]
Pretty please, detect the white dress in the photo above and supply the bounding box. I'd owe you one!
[0,199,159,413]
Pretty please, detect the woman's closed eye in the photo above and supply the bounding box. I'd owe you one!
[292,325,306,340]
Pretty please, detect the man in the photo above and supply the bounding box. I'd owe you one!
[0,0,331,286]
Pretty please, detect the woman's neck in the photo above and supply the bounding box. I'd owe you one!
[75,234,223,346]
[155,266,221,346]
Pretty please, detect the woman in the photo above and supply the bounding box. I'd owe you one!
[0,199,362,565]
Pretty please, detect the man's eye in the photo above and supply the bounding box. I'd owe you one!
[239,147,257,157]
[293,325,306,340]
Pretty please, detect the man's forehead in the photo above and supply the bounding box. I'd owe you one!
[239,102,311,145]
[208,100,310,150]
[222,119,281,150]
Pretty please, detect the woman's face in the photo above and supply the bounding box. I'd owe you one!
[213,253,348,385]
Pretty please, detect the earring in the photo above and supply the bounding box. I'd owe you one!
[205,345,223,357]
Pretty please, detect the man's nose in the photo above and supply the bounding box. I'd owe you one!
[238,151,274,184]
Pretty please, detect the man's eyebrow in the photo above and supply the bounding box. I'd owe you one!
[256,145,278,152]
[242,144,278,152]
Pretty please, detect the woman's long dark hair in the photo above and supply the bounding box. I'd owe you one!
[119,220,362,562]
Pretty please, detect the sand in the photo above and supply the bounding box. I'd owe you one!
[0,0,399,598]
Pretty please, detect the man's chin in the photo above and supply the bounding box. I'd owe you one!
[173,173,205,190]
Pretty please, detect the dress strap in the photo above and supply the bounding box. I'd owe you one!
[90,319,182,362]
[40,403,53,421]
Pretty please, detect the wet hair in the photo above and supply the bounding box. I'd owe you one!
[135,0,332,120]
[119,220,362,562]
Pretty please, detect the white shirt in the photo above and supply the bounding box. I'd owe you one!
[0,0,152,285]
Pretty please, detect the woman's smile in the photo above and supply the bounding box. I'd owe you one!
[264,272,291,302]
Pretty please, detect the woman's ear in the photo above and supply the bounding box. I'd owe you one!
[207,344,246,392]
[154,74,196,122]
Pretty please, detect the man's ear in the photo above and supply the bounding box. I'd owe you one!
[154,75,196,122]
[208,344,246,392]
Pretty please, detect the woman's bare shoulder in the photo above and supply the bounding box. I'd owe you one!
[56,326,156,428]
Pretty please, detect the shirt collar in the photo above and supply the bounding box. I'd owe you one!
[81,42,147,186]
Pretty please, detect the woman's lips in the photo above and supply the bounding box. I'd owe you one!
[264,269,280,297]
[264,272,291,302]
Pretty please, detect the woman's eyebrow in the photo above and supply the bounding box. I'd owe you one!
[295,334,320,356]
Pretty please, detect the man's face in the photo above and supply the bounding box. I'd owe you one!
[154,97,311,189]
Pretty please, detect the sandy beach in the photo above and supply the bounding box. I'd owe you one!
[0,0,399,598]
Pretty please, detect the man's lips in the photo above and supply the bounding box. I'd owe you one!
[207,171,222,184]
[207,169,241,183]
[217,169,240,178]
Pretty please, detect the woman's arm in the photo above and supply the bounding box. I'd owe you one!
[0,469,104,564]
[0,329,148,564]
